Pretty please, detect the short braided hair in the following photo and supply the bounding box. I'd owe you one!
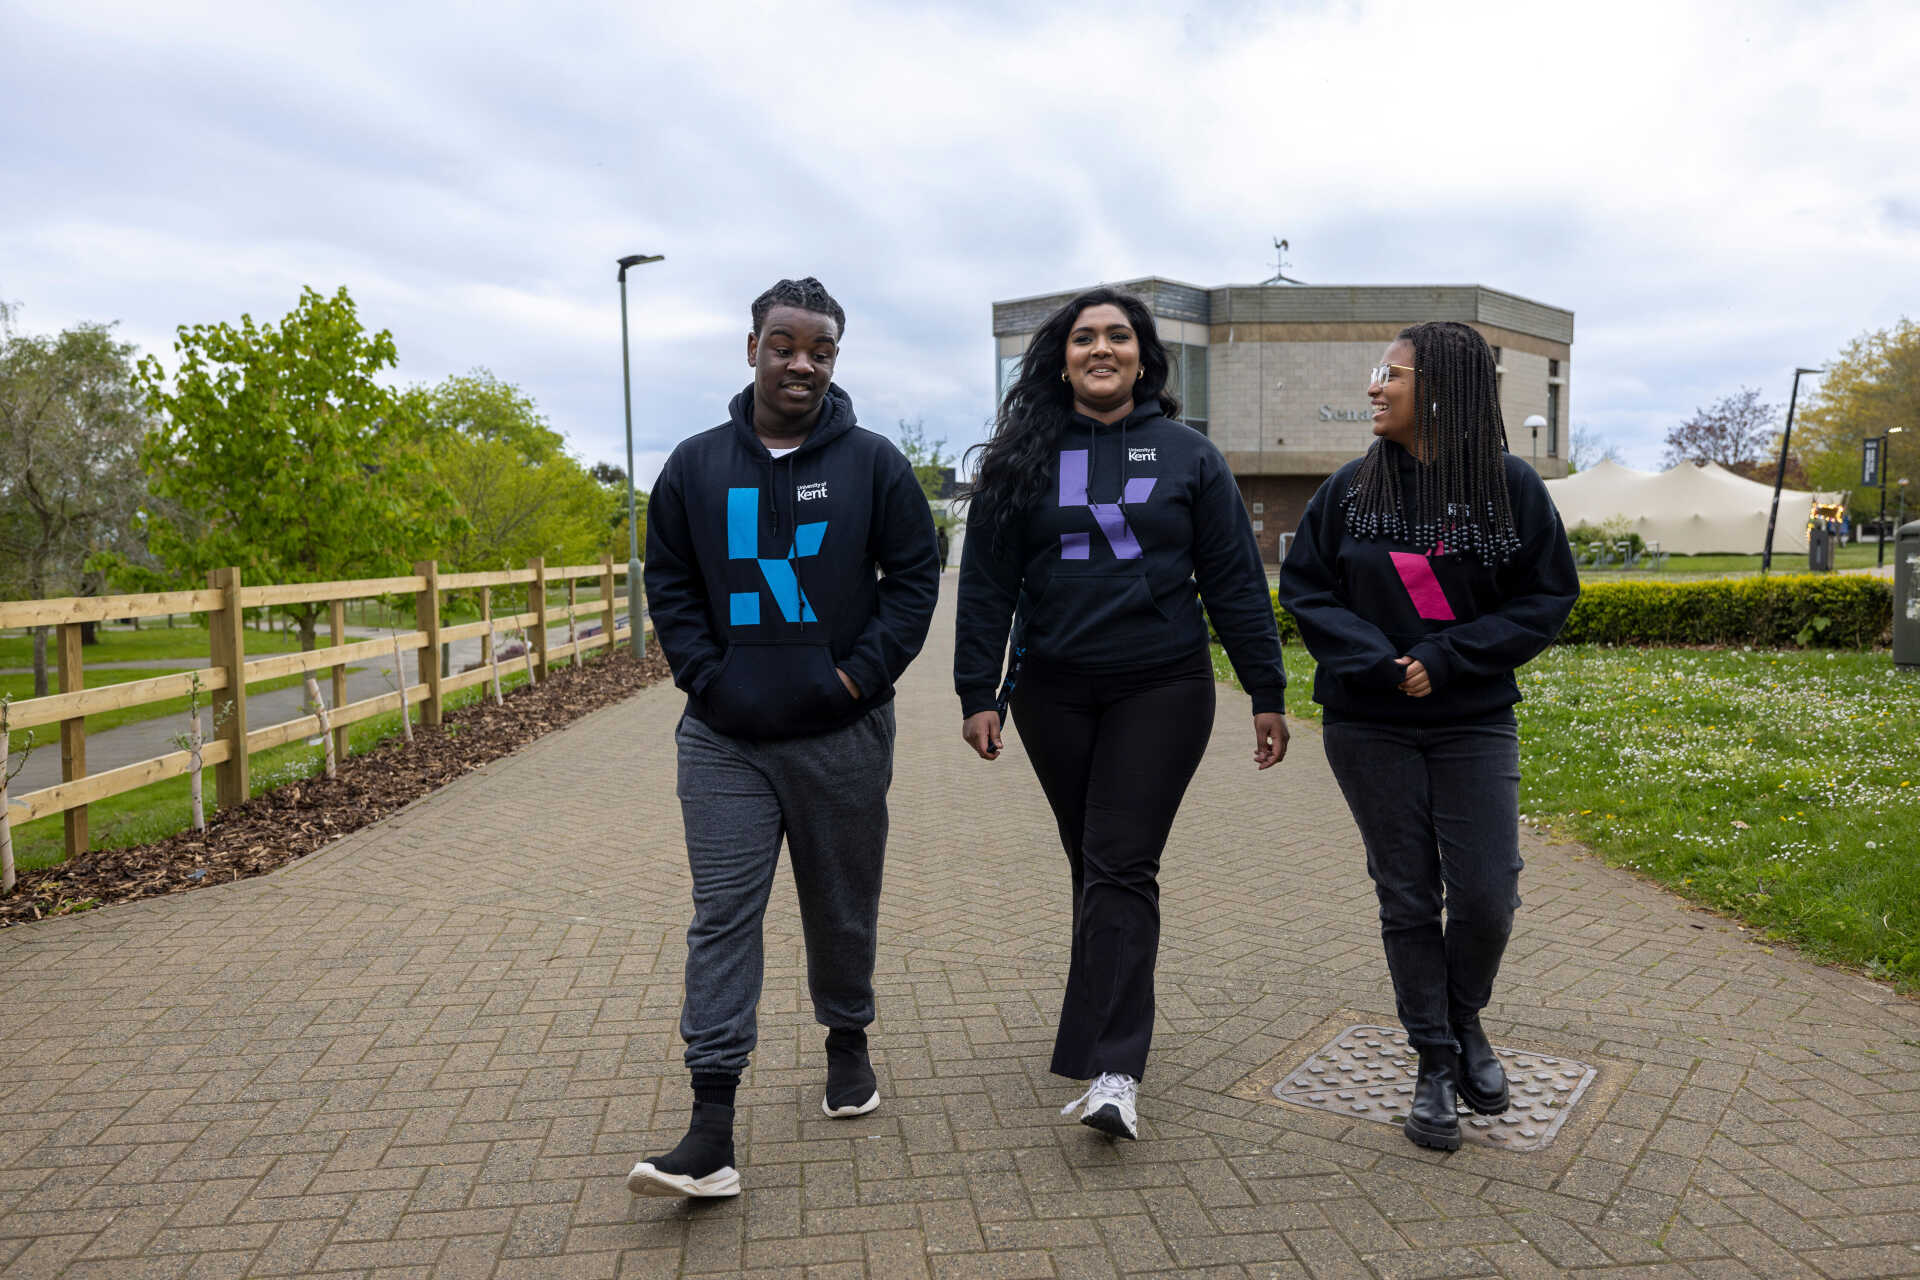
[750,277,845,338]
[1340,321,1522,564]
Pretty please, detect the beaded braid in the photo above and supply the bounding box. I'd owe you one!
[1340,321,1523,565]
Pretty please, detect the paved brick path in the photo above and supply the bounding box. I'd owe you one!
[3,578,1918,1279]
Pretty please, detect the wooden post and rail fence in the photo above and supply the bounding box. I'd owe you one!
[1,557,638,881]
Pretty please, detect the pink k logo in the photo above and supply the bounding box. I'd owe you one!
[1389,552,1456,621]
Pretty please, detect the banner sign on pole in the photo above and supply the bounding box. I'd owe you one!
[1863,437,1882,488]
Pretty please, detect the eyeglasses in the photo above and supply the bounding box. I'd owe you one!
[1369,363,1416,388]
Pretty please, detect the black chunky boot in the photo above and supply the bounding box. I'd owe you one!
[1453,1016,1510,1115]
[822,1028,879,1117]
[627,1102,740,1197]
[1404,1048,1463,1151]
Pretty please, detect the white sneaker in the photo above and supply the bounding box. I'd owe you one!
[1062,1072,1138,1140]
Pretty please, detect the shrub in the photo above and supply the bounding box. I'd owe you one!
[1556,575,1890,648]
[1253,575,1891,651]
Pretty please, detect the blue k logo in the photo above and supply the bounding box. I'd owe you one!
[727,487,827,625]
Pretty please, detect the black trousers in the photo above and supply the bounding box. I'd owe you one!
[1321,718,1523,1052]
[1010,654,1215,1080]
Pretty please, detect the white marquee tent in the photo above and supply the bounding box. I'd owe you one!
[1543,459,1816,556]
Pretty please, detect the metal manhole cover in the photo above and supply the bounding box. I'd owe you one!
[1271,1024,1596,1152]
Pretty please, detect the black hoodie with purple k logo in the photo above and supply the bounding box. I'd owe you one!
[954,402,1286,718]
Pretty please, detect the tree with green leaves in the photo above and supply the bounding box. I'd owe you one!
[136,286,463,649]
[1794,317,1920,517]
[896,417,958,566]
[0,301,156,693]
[425,372,625,606]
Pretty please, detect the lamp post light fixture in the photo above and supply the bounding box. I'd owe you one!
[1523,414,1547,464]
[1876,426,1906,568]
[617,252,664,660]
[1762,366,1824,573]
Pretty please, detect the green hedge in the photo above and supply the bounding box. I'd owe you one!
[1557,575,1891,648]
[1246,574,1892,650]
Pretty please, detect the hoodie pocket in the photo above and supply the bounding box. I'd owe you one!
[1025,568,1166,659]
[699,643,853,739]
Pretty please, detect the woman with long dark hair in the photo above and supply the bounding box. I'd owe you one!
[1278,321,1579,1151]
[954,287,1289,1139]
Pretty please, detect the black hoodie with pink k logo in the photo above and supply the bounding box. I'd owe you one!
[1278,444,1580,724]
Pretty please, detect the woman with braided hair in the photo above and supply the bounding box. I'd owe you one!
[1278,321,1579,1151]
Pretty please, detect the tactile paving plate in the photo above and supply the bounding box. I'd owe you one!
[1272,1024,1597,1152]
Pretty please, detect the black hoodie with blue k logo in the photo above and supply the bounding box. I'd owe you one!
[644,384,940,740]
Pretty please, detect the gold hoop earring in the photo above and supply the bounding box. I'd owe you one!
[1060,370,1069,383]
[1136,369,1144,381]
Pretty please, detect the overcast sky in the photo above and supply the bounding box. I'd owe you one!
[6,0,1918,485]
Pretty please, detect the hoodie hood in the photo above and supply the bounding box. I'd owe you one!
[727,382,859,457]
[1065,398,1166,506]
[726,382,859,542]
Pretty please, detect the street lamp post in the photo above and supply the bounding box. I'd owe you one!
[617,253,664,659]
[1762,366,1824,573]
[1523,414,1546,465]
[1875,427,1906,568]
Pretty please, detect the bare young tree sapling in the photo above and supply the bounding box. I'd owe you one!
[303,675,336,779]
[390,634,414,744]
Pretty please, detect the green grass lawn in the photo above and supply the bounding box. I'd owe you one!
[5,669,536,875]
[4,667,330,754]
[0,622,305,668]
[1580,544,1884,580]
[1216,642,1920,990]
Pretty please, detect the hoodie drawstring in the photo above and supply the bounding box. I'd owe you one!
[765,452,780,542]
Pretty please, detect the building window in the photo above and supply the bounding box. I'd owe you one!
[997,352,1024,406]
[1547,359,1561,457]
[1170,342,1209,436]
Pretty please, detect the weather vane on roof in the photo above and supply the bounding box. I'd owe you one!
[1264,237,1306,285]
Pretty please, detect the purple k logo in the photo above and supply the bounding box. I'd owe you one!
[1057,449,1156,560]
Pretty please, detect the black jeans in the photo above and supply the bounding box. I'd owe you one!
[1322,718,1523,1052]
[1010,654,1215,1080]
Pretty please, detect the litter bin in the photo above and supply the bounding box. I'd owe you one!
[1809,527,1834,572]
[1896,520,1920,668]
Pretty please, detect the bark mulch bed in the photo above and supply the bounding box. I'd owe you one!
[1,646,671,927]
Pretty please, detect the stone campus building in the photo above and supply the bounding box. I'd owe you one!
[991,278,1574,562]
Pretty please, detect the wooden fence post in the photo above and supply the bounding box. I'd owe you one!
[600,555,617,651]
[565,578,578,666]
[529,557,549,681]
[56,622,87,858]
[2,703,14,893]
[208,567,249,810]
[329,599,350,765]
[414,560,443,727]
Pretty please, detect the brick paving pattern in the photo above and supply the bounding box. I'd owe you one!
[3,579,1917,1278]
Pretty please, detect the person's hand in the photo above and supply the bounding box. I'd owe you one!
[962,710,1003,760]
[1395,656,1431,697]
[837,668,862,699]
[1253,712,1289,769]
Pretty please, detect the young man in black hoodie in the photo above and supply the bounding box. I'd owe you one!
[628,278,940,1198]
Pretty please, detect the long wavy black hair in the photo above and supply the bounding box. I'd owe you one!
[1341,320,1522,564]
[964,287,1180,551]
